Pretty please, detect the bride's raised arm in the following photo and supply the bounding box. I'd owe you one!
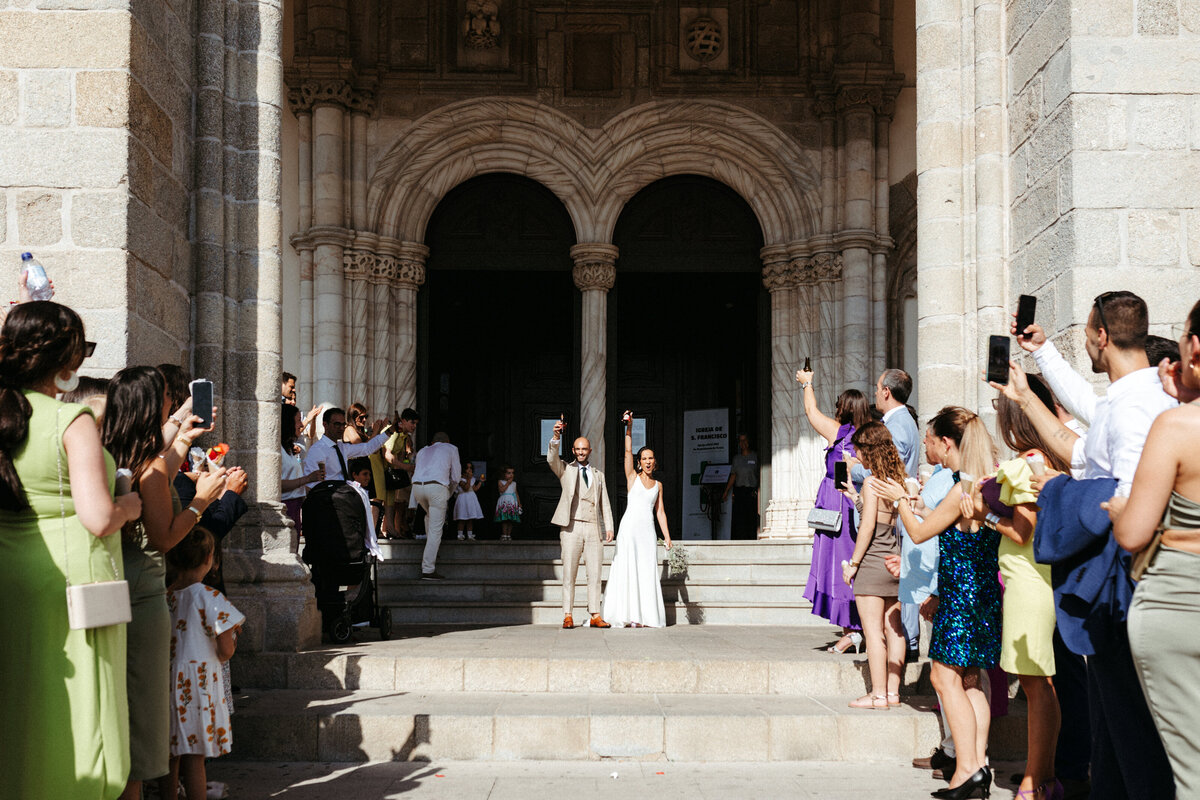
[622,410,636,486]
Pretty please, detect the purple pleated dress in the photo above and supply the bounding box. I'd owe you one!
[803,423,861,629]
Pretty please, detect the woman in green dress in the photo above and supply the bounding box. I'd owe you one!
[103,366,228,800]
[0,302,143,799]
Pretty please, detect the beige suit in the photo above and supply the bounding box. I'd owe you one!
[548,437,614,615]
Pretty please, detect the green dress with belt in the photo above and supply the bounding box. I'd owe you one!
[0,391,129,799]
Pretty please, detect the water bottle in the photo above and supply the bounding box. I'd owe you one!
[20,253,52,301]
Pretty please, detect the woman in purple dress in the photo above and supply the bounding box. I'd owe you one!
[796,368,871,651]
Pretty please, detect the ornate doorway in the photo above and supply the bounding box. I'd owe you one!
[609,176,768,536]
[419,174,578,539]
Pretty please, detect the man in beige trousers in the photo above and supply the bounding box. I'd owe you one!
[548,419,614,629]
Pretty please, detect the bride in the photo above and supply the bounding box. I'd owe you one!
[603,410,673,628]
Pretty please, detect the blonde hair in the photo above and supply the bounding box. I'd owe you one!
[930,405,996,479]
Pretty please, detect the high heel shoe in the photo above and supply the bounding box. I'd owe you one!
[827,632,863,653]
[930,767,991,799]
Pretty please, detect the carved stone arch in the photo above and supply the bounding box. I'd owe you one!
[591,100,822,245]
[887,171,918,369]
[368,97,822,247]
[368,98,597,243]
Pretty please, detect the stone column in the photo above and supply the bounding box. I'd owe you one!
[343,250,369,402]
[872,110,892,379]
[837,86,881,395]
[366,253,395,413]
[391,242,429,413]
[760,245,802,537]
[295,107,315,406]
[570,243,618,475]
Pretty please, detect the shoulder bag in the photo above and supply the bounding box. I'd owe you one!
[57,405,131,630]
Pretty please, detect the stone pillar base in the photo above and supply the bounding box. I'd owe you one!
[760,498,814,540]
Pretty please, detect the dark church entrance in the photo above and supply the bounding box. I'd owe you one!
[608,176,768,535]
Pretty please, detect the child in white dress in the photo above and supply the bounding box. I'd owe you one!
[454,461,484,540]
[164,527,245,800]
[494,465,522,542]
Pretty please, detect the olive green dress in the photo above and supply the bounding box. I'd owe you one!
[0,392,128,799]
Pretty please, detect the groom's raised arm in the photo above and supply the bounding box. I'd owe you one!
[547,434,565,477]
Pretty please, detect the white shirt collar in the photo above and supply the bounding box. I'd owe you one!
[1106,366,1164,400]
[882,405,905,423]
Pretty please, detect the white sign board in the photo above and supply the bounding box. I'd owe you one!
[682,408,732,540]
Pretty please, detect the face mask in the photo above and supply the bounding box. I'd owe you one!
[54,370,80,393]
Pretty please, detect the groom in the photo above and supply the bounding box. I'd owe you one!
[548,419,614,629]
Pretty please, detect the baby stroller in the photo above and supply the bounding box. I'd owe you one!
[301,480,392,643]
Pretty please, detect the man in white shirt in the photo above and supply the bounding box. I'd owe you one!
[1016,291,1176,800]
[410,432,461,581]
[302,407,392,485]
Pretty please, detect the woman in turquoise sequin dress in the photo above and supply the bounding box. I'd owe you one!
[872,407,1001,800]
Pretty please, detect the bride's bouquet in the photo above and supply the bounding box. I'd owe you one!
[666,542,690,578]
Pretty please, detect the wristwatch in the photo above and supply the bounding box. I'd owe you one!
[985,512,1001,528]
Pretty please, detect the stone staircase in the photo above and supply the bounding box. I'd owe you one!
[230,626,1027,764]
[376,540,819,626]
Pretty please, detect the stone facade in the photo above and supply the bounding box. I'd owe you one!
[4,0,1196,647]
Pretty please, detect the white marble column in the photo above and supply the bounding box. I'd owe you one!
[392,242,428,413]
[570,243,618,475]
[295,108,314,406]
[872,111,892,379]
[838,89,878,394]
[343,250,368,403]
[367,257,394,413]
[760,245,802,537]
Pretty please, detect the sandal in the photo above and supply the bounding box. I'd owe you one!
[826,632,864,654]
[848,694,889,710]
[886,692,901,706]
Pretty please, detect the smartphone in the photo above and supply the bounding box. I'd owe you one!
[1015,294,1037,339]
[114,468,133,496]
[189,379,214,428]
[833,460,849,488]
[986,335,1010,385]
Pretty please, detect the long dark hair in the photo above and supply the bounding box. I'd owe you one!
[281,403,301,450]
[156,363,191,415]
[101,366,166,489]
[996,374,1070,473]
[0,302,87,511]
[835,389,871,429]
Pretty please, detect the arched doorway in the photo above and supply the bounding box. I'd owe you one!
[609,176,767,538]
[419,173,577,539]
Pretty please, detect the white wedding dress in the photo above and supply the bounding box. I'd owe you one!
[602,478,667,627]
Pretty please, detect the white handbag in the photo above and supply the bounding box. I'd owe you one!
[57,406,132,630]
[807,507,843,533]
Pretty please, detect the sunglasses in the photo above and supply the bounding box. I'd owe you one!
[84,341,96,358]
[1092,292,1117,338]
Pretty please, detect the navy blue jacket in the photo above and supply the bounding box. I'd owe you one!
[1033,474,1132,657]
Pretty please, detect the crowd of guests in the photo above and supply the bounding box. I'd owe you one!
[279,377,526,583]
[798,292,1200,800]
[0,300,248,799]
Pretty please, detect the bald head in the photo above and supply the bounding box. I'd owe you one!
[572,436,592,465]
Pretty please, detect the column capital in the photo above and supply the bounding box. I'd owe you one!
[797,252,843,284]
[286,79,376,114]
[392,242,429,290]
[570,243,618,291]
[760,245,796,292]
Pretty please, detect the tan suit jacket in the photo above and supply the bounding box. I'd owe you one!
[547,437,615,533]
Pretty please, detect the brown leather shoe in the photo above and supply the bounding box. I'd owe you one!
[562,614,574,629]
[589,614,611,628]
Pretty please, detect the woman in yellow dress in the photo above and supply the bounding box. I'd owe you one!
[0,302,143,799]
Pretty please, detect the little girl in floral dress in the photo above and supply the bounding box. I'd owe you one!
[163,527,244,800]
[494,465,522,541]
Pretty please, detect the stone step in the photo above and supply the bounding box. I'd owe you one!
[378,540,810,564]
[378,559,809,582]
[378,579,806,605]
[236,641,931,696]
[231,689,1027,763]
[382,600,817,626]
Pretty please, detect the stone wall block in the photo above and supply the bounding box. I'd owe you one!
[1009,77,1043,148]
[1188,210,1200,266]
[152,165,189,230]
[75,70,129,127]
[1042,47,1072,112]
[1071,95,1128,150]
[916,217,965,267]
[1072,39,1200,93]
[1067,151,1200,208]
[0,70,17,125]
[0,129,127,188]
[1183,0,1200,32]
[1025,102,1071,182]
[127,198,176,279]
[70,190,126,248]
[131,254,189,343]
[1068,209,1123,266]
[1007,0,1054,44]
[0,11,131,69]
[916,22,961,72]
[1012,170,1059,246]
[0,190,5,245]
[1073,0,1134,36]
[1011,144,1030,192]
[128,78,174,166]
[1127,209,1181,266]
[1132,96,1188,150]
[35,249,127,310]
[22,70,71,127]
[1008,0,1069,95]
[1138,0,1180,34]
[16,190,63,246]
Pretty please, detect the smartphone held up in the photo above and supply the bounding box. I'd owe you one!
[987,335,1010,385]
[189,378,214,428]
